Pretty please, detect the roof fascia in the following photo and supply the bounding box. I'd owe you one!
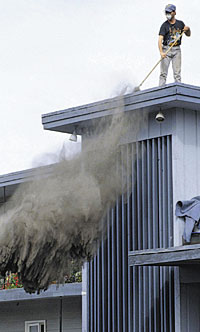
[42,83,200,135]
[0,165,53,188]
[0,283,82,302]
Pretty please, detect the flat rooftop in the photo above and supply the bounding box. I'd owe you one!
[1,83,199,185]
[42,83,200,135]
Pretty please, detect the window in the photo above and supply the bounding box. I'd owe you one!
[25,321,46,332]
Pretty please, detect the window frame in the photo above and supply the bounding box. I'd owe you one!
[25,320,46,332]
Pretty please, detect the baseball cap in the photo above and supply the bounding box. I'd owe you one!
[165,4,176,12]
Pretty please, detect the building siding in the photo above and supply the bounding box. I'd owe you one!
[172,109,200,246]
[180,283,200,332]
[0,297,81,332]
[88,135,175,332]
[63,297,82,332]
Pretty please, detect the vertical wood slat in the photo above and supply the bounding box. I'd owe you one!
[136,142,143,331]
[111,207,117,332]
[106,210,111,332]
[132,144,137,251]
[162,137,168,332]
[127,144,133,332]
[102,211,108,332]
[158,138,164,332]
[147,140,153,332]
[116,195,122,332]
[93,256,97,332]
[86,262,90,332]
[121,146,128,332]
[142,141,148,332]
[101,233,106,332]
[152,139,160,332]
[97,246,101,332]
[132,143,139,332]
[89,260,93,332]
[167,136,174,332]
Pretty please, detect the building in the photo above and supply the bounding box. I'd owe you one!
[0,82,200,331]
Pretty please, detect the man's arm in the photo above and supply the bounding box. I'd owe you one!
[183,26,191,36]
[158,35,166,58]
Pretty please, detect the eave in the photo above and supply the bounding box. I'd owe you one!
[0,165,53,187]
[42,83,200,135]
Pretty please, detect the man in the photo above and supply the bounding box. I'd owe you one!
[158,4,191,86]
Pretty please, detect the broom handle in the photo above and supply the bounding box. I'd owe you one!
[138,31,184,89]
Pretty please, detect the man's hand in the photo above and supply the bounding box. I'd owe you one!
[183,26,190,32]
[183,26,191,36]
[160,51,167,59]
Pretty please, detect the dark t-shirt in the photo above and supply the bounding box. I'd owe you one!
[159,19,185,46]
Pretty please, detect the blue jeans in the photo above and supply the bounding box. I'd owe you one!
[159,46,181,86]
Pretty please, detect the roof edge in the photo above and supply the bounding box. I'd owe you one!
[41,83,200,135]
[0,283,82,302]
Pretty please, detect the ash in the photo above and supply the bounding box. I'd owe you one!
[0,95,144,293]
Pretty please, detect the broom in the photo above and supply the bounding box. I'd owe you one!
[133,31,184,92]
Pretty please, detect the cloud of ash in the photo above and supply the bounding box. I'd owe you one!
[0,94,145,293]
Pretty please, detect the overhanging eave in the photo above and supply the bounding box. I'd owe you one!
[42,83,200,135]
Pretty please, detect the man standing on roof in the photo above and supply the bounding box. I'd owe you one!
[158,4,191,86]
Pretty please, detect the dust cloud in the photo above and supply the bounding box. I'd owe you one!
[0,93,145,293]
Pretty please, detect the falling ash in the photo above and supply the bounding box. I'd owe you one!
[0,94,145,293]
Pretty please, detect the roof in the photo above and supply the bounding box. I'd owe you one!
[0,165,54,203]
[0,165,53,187]
[42,83,200,135]
[1,83,199,185]
[0,283,82,302]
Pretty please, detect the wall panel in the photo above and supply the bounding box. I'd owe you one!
[0,297,82,332]
[88,135,175,332]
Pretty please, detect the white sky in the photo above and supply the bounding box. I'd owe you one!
[0,0,198,175]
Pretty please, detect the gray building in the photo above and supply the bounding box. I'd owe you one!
[43,82,200,332]
[0,83,200,331]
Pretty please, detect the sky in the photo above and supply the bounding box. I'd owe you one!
[0,0,198,175]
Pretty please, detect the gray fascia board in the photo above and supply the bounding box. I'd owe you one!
[0,165,54,188]
[42,83,200,135]
[0,170,34,187]
[0,283,82,302]
[128,244,200,267]
[43,96,176,130]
